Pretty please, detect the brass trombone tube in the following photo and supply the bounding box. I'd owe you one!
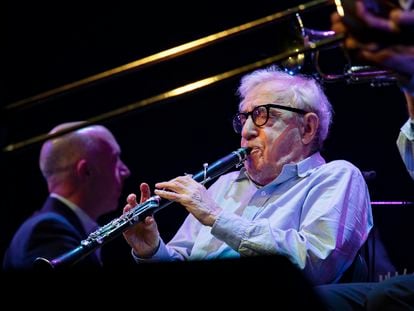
[4,0,333,113]
[2,32,344,153]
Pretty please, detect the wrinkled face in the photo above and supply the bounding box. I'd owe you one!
[87,129,130,215]
[239,81,305,186]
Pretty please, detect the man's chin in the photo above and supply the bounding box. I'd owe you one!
[246,165,260,179]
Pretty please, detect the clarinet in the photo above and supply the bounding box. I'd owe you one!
[34,147,251,270]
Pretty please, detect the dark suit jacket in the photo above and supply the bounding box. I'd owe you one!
[3,196,102,271]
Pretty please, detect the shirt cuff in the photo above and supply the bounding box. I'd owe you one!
[131,239,169,263]
[211,209,248,251]
[401,119,414,141]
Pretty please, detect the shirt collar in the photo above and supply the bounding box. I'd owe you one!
[235,152,326,185]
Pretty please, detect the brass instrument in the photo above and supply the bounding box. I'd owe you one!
[2,0,400,153]
[34,147,251,270]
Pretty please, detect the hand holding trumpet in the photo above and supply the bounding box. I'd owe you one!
[332,0,414,82]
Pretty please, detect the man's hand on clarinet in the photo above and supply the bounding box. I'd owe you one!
[122,183,161,259]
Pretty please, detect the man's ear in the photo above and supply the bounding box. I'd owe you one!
[76,159,90,177]
[301,112,319,145]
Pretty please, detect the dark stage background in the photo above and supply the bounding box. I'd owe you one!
[2,0,414,271]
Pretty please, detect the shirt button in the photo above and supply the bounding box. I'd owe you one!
[261,191,266,196]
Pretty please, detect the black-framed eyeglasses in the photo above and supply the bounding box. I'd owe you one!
[232,103,308,134]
